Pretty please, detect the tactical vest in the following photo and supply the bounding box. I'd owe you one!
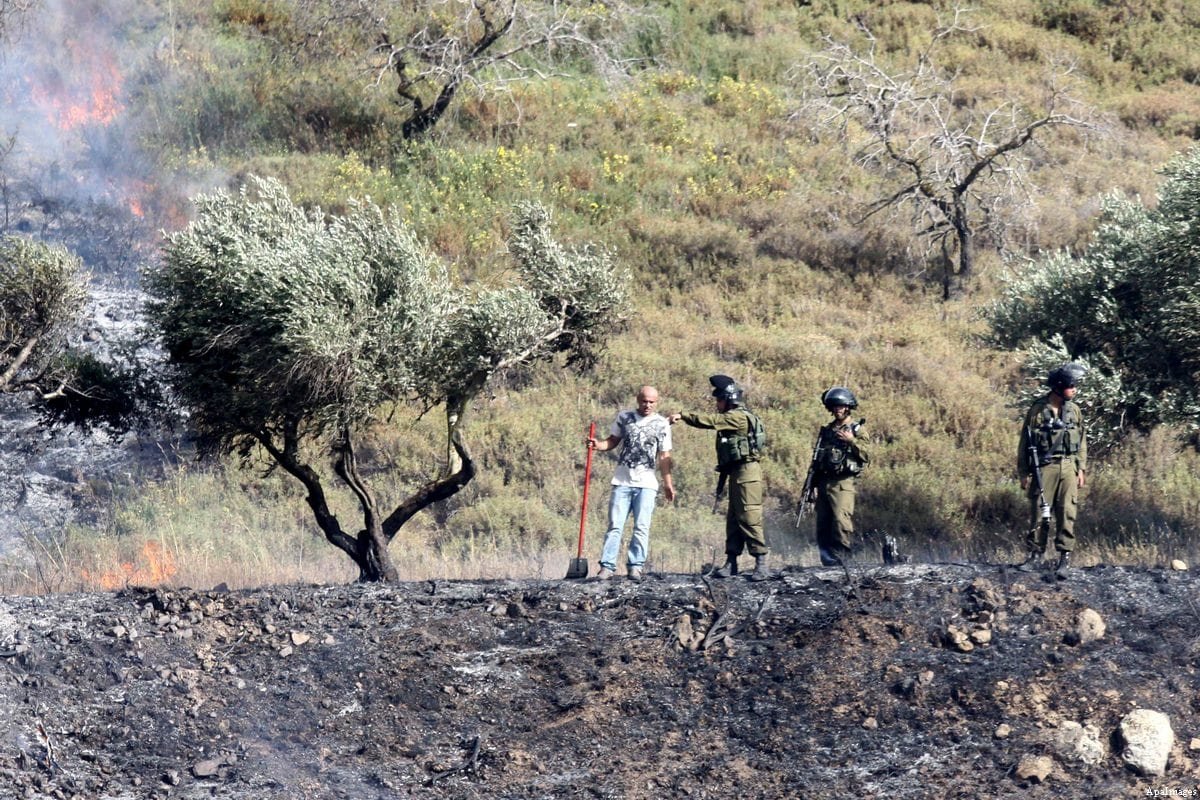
[715,409,766,469]
[1031,401,1083,460]
[816,423,864,478]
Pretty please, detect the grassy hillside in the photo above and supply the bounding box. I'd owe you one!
[16,0,1200,591]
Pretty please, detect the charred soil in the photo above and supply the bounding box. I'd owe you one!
[0,562,1197,799]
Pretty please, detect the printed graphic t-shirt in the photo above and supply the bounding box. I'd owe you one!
[609,410,672,489]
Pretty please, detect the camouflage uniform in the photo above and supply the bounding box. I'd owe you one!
[813,421,870,555]
[1017,394,1087,554]
[679,409,766,559]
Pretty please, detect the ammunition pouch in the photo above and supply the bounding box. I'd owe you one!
[715,409,766,469]
[716,431,753,468]
[1032,404,1082,460]
[815,425,863,478]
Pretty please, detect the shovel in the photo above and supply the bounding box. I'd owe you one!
[566,421,596,579]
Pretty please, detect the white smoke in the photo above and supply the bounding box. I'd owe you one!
[0,0,193,567]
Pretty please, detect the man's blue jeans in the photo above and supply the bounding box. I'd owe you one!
[599,485,657,571]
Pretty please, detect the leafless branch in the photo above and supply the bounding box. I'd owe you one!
[290,0,647,138]
[795,6,1107,296]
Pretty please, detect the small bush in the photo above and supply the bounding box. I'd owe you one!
[629,214,754,288]
[1111,81,1200,139]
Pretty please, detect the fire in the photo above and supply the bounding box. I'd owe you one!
[82,541,178,590]
[28,39,124,131]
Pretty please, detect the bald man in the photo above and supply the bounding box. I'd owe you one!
[588,386,675,581]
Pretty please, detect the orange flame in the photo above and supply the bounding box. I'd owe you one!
[28,40,124,131]
[82,541,178,590]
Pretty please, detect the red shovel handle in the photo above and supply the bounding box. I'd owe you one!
[578,421,596,559]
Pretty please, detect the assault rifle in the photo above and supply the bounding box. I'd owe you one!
[1025,425,1053,535]
[795,418,865,527]
[712,470,728,514]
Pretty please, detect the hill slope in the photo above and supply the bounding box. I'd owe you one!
[0,562,1196,798]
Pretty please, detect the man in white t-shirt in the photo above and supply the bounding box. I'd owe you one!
[587,385,675,581]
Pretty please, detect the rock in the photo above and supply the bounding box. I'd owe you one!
[1015,754,1053,783]
[290,631,310,646]
[1190,737,1200,752]
[862,717,878,730]
[1119,709,1174,776]
[970,628,992,645]
[1170,559,1187,571]
[674,614,701,650]
[944,624,974,652]
[966,578,1003,613]
[1064,608,1105,646]
[1049,720,1106,765]
[994,723,1012,739]
[191,759,222,778]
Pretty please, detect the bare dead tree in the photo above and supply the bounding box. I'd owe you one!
[292,0,648,139]
[800,9,1102,299]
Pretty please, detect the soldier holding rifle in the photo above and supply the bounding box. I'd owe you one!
[799,387,869,567]
[1017,363,1087,578]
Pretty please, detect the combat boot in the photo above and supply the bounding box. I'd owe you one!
[1017,550,1042,572]
[711,557,738,578]
[748,554,771,582]
[1054,551,1072,579]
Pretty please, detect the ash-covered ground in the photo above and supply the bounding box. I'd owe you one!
[0,560,1196,799]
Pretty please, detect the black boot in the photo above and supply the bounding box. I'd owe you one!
[748,554,771,582]
[1054,551,1071,579]
[1017,549,1042,572]
[712,556,738,578]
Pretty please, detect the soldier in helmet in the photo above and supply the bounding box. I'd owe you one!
[810,387,870,566]
[667,375,770,581]
[1017,363,1087,578]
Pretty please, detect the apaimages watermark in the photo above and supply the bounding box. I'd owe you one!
[1145,788,1198,798]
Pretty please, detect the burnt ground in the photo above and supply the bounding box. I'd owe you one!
[0,561,1197,799]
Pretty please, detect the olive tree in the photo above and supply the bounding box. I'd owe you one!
[147,176,629,582]
[0,235,142,431]
[0,235,86,396]
[801,9,1098,298]
[985,148,1200,451]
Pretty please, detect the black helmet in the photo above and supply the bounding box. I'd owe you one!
[1047,362,1086,392]
[709,374,743,406]
[821,386,857,410]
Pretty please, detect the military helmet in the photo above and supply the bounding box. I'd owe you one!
[1047,362,1086,392]
[709,374,743,406]
[821,386,858,410]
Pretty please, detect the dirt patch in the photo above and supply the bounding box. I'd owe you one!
[0,562,1196,798]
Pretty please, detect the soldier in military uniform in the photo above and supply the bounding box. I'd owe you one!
[1017,363,1087,578]
[667,375,770,581]
[810,387,870,566]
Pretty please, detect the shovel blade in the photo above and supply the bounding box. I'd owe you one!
[565,557,589,580]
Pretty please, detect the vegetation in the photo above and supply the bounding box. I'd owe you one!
[148,177,627,581]
[0,235,86,396]
[0,235,144,433]
[7,0,1200,590]
[987,147,1200,452]
[802,9,1101,298]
